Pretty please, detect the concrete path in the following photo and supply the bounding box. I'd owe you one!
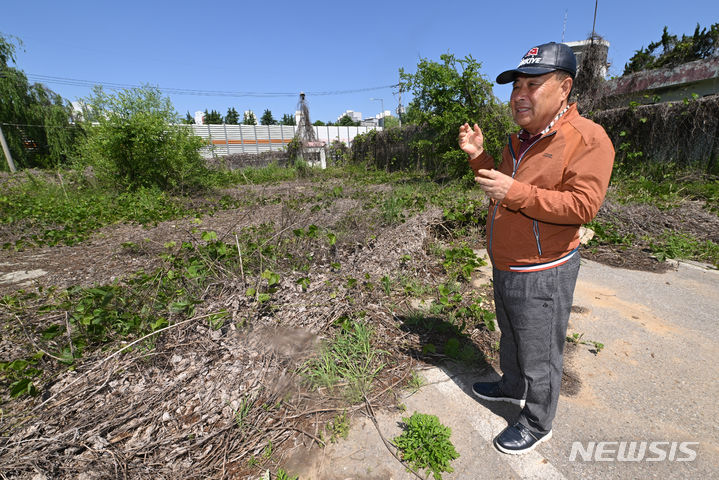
[288,258,719,480]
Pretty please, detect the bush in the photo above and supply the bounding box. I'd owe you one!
[78,86,209,192]
[351,53,514,178]
[393,411,459,480]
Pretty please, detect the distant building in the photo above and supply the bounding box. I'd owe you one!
[361,117,379,128]
[564,39,611,78]
[337,110,363,123]
[194,111,205,125]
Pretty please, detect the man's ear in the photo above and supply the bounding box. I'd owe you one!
[561,76,573,102]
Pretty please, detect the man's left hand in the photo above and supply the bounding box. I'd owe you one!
[475,169,514,202]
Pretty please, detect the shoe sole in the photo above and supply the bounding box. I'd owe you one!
[494,430,552,455]
[472,387,526,408]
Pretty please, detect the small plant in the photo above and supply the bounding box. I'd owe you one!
[301,319,385,403]
[262,439,273,460]
[234,395,255,430]
[408,371,425,392]
[431,282,463,314]
[325,410,350,443]
[393,411,460,480]
[567,332,604,354]
[275,469,299,480]
[381,275,392,295]
[442,244,484,281]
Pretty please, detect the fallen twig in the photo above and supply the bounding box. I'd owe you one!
[363,393,428,480]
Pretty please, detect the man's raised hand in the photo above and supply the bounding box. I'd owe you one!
[458,123,484,159]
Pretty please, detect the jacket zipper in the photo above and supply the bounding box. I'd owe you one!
[487,132,555,263]
[532,220,542,255]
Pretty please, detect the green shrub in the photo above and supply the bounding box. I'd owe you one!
[393,411,459,480]
[78,85,209,192]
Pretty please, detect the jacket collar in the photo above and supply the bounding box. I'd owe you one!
[517,102,577,141]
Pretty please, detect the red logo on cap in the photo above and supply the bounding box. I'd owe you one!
[526,47,539,56]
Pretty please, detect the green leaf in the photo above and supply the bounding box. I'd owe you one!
[10,378,38,397]
[201,230,218,242]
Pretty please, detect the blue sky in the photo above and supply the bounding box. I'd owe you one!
[2,1,718,123]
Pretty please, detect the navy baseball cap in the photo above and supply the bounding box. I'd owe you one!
[496,42,577,84]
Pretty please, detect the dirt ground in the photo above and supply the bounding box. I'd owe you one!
[1,176,718,479]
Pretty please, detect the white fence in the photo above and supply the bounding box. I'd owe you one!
[185,124,379,158]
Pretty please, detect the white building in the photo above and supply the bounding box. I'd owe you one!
[337,110,363,123]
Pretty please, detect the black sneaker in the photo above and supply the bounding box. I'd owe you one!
[472,381,526,407]
[494,422,552,455]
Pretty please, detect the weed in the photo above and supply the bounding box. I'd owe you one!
[301,319,385,403]
[393,411,460,480]
[325,410,350,443]
[442,244,484,281]
[585,220,634,246]
[381,275,393,296]
[262,439,273,460]
[567,332,604,354]
[0,354,43,397]
[275,469,299,480]
[650,231,719,267]
[234,395,255,430]
[408,371,425,392]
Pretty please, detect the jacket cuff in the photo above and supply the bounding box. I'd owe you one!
[503,180,532,211]
[468,150,492,175]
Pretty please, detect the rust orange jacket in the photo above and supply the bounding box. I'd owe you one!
[469,103,615,272]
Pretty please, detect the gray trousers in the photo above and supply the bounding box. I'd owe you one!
[492,253,580,435]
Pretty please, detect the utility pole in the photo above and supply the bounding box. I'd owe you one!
[591,0,598,41]
[397,84,403,128]
[370,97,384,127]
[0,124,16,173]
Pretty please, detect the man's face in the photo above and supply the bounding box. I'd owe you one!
[510,72,571,134]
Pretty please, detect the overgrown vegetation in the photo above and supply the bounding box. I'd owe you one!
[0,170,190,249]
[2,33,719,478]
[623,22,719,75]
[590,95,719,174]
[352,53,514,179]
[301,316,386,403]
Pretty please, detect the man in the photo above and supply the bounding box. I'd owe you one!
[457,42,614,454]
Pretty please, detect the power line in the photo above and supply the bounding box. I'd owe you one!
[23,73,398,98]
[1,122,81,129]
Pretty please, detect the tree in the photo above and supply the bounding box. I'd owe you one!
[337,114,360,126]
[0,34,78,169]
[243,110,257,125]
[280,113,296,126]
[623,23,719,75]
[79,85,208,192]
[182,111,195,124]
[382,116,399,128]
[225,107,239,124]
[260,109,276,125]
[280,113,296,125]
[204,109,223,124]
[399,53,514,176]
[312,120,326,126]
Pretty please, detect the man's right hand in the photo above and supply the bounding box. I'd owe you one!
[458,123,484,160]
